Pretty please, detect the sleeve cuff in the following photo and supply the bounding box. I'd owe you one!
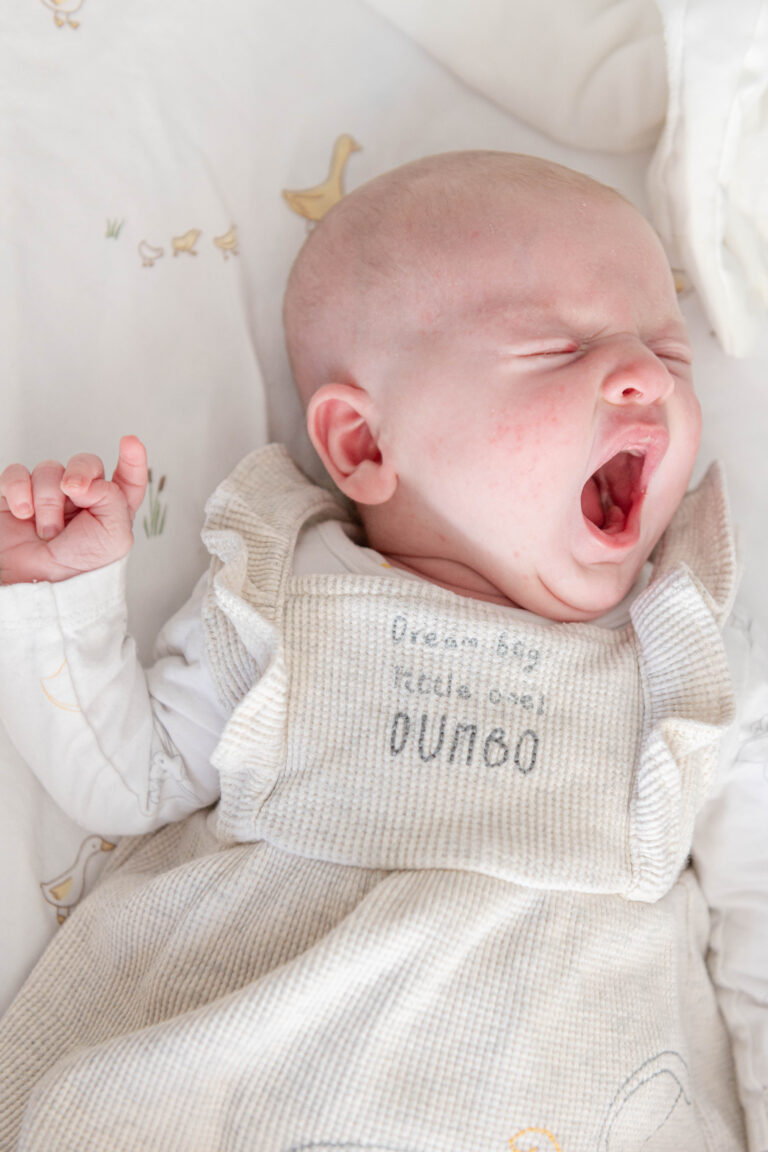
[0,557,128,630]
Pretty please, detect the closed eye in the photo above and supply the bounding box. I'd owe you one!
[519,345,580,358]
[655,350,693,368]
[649,339,694,366]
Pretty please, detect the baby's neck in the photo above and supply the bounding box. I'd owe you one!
[384,552,518,609]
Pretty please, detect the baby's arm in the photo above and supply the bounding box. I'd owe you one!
[0,438,227,835]
[693,611,768,1152]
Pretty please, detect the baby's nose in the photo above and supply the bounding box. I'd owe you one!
[600,339,675,407]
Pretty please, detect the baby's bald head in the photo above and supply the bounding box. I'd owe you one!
[282,151,619,408]
[281,151,694,623]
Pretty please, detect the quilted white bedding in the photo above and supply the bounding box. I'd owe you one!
[1,0,767,1124]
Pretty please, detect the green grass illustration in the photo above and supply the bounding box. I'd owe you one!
[143,469,168,538]
[105,218,125,239]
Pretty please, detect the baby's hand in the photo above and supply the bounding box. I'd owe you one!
[0,436,148,585]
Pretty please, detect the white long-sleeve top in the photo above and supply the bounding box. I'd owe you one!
[1,518,767,1148]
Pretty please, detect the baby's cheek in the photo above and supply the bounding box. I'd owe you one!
[486,413,518,445]
[487,414,542,453]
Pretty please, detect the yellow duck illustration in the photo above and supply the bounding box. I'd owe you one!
[41,836,116,924]
[41,0,85,28]
[213,224,238,259]
[172,228,201,257]
[509,1129,562,1152]
[282,134,361,223]
[138,239,165,268]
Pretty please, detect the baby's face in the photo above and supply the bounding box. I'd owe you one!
[375,187,701,621]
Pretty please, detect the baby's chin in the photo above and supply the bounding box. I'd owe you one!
[383,547,649,623]
[525,567,646,623]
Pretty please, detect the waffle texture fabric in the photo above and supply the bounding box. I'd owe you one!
[0,445,747,1151]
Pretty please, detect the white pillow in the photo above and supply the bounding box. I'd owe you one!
[364,0,667,152]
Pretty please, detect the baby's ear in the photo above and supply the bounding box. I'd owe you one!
[306,383,397,505]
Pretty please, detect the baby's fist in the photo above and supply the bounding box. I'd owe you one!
[0,436,148,585]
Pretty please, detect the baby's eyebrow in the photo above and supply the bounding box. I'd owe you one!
[476,301,692,343]
[641,319,693,348]
[469,301,553,335]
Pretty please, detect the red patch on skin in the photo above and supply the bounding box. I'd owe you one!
[487,421,512,444]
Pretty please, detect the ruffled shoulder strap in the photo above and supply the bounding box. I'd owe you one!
[650,461,740,626]
[625,461,740,897]
[200,445,347,711]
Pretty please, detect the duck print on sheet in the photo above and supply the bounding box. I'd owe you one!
[172,228,201,257]
[138,239,164,267]
[597,1052,692,1150]
[106,204,238,267]
[136,225,238,267]
[41,836,116,924]
[41,0,85,28]
[213,224,238,259]
[282,134,362,225]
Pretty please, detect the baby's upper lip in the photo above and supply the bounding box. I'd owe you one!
[586,419,669,491]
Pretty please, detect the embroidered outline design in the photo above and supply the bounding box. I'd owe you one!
[597,1051,692,1150]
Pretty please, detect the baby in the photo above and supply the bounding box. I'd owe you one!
[0,152,765,1152]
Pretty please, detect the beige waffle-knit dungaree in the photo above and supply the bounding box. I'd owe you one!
[0,445,746,1152]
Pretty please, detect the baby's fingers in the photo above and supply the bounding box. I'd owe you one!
[0,464,34,519]
[51,465,136,570]
[31,460,67,540]
[112,436,148,520]
[60,454,115,528]
[60,453,105,502]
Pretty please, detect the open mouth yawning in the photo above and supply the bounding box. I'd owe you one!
[581,449,645,536]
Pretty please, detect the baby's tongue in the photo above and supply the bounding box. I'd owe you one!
[581,476,604,528]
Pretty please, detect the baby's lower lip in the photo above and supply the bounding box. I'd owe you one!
[578,489,645,558]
